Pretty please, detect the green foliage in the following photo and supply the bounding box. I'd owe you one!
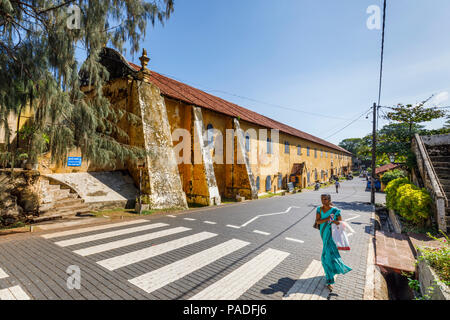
[418,231,450,286]
[338,138,362,155]
[0,0,174,168]
[384,97,446,135]
[377,123,424,161]
[380,169,406,185]
[384,177,410,211]
[396,184,431,224]
[339,98,447,168]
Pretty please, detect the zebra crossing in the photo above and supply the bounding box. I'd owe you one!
[40,219,329,300]
[0,267,30,300]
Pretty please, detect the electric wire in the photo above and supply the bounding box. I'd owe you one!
[322,107,372,140]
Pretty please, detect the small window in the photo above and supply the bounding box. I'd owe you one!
[256,176,260,191]
[266,176,271,191]
[245,134,250,152]
[320,149,323,158]
[325,151,328,158]
[307,146,310,156]
[314,148,317,158]
[206,124,214,147]
[284,141,289,154]
[278,174,282,188]
[297,145,301,156]
[267,138,272,154]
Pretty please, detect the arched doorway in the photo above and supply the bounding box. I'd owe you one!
[266,176,271,192]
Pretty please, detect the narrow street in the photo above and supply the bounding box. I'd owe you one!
[0,178,384,300]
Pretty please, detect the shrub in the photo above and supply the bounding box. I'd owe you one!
[381,169,406,185]
[396,184,431,224]
[385,177,410,211]
[418,232,450,287]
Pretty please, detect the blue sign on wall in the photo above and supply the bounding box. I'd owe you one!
[67,157,82,167]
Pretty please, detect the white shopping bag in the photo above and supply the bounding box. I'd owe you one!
[332,223,350,251]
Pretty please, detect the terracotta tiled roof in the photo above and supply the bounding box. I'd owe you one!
[375,163,400,175]
[128,62,351,155]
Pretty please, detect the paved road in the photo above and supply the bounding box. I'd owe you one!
[0,178,384,300]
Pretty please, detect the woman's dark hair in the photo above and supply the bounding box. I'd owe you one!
[321,193,334,206]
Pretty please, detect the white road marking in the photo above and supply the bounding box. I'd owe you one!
[285,237,304,243]
[97,232,217,271]
[341,221,355,234]
[167,215,176,218]
[41,219,148,239]
[73,227,191,256]
[0,285,30,300]
[226,225,241,229]
[204,221,217,225]
[129,239,250,294]
[54,222,169,247]
[8,285,31,300]
[183,218,196,221]
[190,248,289,300]
[0,267,8,279]
[283,260,330,300]
[345,214,360,222]
[253,230,270,236]
[240,206,301,227]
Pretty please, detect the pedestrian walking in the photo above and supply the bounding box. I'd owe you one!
[335,180,340,193]
[315,194,352,291]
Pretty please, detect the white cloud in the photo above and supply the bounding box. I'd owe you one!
[432,91,449,106]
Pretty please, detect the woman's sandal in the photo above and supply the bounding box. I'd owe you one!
[327,284,333,291]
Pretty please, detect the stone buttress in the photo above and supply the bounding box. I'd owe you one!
[132,79,188,209]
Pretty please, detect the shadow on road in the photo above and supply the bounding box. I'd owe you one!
[260,277,296,296]
[261,276,331,300]
[332,201,373,213]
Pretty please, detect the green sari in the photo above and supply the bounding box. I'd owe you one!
[317,206,352,285]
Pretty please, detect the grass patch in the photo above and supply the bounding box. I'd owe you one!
[259,192,278,199]
[188,203,209,208]
[400,217,440,236]
[221,197,237,204]
[0,220,27,230]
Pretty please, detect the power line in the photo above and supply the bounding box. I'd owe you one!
[157,72,352,121]
[323,107,372,139]
[74,44,355,121]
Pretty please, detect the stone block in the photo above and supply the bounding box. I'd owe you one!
[417,249,450,300]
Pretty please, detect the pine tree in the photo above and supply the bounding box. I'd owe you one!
[0,0,174,168]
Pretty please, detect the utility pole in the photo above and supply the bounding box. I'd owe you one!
[371,102,377,205]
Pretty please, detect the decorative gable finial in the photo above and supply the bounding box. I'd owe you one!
[139,48,150,71]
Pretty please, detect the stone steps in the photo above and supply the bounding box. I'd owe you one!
[39,198,86,211]
[32,203,91,223]
[430,156,450,163]
[431,162,450,169]
[435,167,450,174]
[37,177,89,222]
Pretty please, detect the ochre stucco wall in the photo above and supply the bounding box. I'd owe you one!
[33,75,352,205]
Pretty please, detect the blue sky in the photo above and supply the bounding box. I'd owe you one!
[116,0,450,145]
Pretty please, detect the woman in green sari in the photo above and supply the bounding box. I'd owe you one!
[315,193,352,291]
